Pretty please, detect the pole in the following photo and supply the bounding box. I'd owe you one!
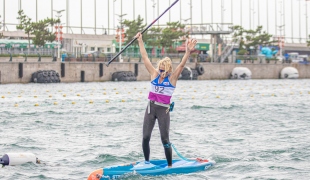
[58,26,60,59]
[108,0,109,35]
[106,0,180,66]
[299,0,301,42]
[240,0,242,26]
[275,0,277,36]
[3,0,4,32]
[81,0,82,34]
[291,0,293,42]
[133,0,135,19]
[113,0,115,30]
[94,0,96,35]
[36,0,38,22]
[307,0,309,41]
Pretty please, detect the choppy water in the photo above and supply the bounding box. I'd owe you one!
[0,80,310,180]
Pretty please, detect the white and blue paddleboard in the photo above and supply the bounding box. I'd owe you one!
[88,158,215,180]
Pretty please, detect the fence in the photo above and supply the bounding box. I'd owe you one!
[0,48,306,65]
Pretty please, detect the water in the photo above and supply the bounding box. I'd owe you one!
[0,80,310,180]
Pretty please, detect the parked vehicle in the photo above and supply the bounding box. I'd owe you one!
[288,53,303,63]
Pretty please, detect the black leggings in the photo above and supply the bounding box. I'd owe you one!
[142,102,172,166]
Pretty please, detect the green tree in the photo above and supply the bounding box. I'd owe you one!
[231,25,277,55]
[31,18,60,47]
[123,15,148,46]
[123,16,186,53]
[158,21,186,51]
[16,10,33,51]
[17,10,60,49]
[146,27,161,48]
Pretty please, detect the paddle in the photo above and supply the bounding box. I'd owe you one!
[106,0,180,67]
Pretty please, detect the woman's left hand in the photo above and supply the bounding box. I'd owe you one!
[185,38,197,53]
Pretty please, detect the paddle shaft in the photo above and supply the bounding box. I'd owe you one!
[106,0,180,67]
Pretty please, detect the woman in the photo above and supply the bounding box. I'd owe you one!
[136,32,197,167]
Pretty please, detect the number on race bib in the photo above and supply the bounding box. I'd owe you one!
[155,86,164,94]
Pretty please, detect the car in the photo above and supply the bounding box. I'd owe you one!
[81,51,99,57]
[288,53,301,63]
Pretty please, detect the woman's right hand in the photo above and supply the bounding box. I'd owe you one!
[135,32,142,43]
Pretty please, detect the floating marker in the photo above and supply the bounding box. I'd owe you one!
[34,96,37,98]
[121,99,125,102]
[49,95,52,98]
[105,100,109,103]
[1,96,5,98]
[34,103,39,106]
[72,102,76,104]
[54,102,58,105]
[14,104,18,107]
[77,94,80,96]
[116,92,119,94]
[89,100,94,104]
[63,94,66,97]
[0,153,40,166]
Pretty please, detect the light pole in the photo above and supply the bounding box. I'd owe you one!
[189,1,192,35]
[182,18,191,37]
[113,0,116,30]
[115,13,127,62]
[251,0,255,29]
[221,0,226,29]
[151,0,156,20]
[54,9,65,59]
[278,0,285,57]
[0,15,3,39]
[306,0,310,41]
[0,15,2,30]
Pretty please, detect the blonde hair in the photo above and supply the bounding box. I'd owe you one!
[157,57,173,76]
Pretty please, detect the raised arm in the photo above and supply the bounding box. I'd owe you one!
[170,38,197,85]
[136,32,157,77]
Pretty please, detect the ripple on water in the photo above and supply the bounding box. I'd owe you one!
[0,80,310,179]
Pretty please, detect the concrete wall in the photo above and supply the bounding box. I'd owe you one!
[197,63,310,80]
[0,60,309,84]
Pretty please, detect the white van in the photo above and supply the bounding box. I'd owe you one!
[288,53,300,63]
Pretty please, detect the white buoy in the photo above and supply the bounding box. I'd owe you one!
[0,153,39,166]
[280,67,299,79]
[231,67,252,79]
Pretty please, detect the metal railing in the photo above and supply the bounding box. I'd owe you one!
[1,48,307,65]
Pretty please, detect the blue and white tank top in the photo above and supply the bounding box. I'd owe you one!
[148,74,175,104]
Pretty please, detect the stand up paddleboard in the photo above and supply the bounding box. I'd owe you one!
[88,158,215,180]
